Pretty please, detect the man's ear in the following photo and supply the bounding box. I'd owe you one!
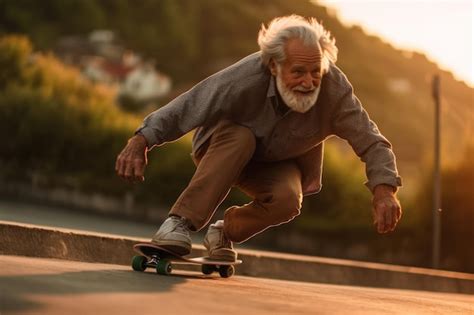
[269,59,278,76]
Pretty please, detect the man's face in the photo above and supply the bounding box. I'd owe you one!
[270,38,323,113]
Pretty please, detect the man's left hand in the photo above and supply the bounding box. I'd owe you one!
[372,184,402,234]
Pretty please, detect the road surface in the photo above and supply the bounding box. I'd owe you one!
[1,255,473,315]
[0,200,159,238]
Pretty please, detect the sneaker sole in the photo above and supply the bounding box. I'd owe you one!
[150,240,191,256]
[208,249,237,262]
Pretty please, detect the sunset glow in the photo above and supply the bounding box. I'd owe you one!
[317,0,473,86]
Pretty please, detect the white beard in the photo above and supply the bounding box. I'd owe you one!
[275,73,319,114]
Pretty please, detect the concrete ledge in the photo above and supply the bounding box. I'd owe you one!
[1,221,473,294]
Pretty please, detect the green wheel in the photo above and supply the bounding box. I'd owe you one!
[202,264,216,275]
[156,260,172,275]
[132,255,147,272]
[218,265,235,278]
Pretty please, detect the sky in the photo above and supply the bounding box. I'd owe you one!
[316,0,473,87]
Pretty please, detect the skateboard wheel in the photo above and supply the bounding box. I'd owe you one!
[218,265,234,278]
[156,260,172,275]
[132,255,147,272]
[201,264,216,275]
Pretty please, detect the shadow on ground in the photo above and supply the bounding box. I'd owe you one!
[0,268,212,313]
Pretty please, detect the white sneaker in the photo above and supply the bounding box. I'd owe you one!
[151,216,192,256]
[203,220,237,261]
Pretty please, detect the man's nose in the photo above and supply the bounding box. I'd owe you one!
[301,73,316,89]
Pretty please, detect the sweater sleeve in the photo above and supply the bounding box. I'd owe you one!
[135,71,234,148]
[331,86,402,192]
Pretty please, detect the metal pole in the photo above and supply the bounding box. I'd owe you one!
[432,74,442,269]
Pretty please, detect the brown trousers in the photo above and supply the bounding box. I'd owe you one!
[170,121,303,243]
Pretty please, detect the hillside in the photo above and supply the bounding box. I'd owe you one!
[1,0,472,193]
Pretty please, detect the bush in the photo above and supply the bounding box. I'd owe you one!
[0,35,195,204]
[440,145,474,272]
[0,35,35,88]
[296,142,372,232]
[414,145,474,272]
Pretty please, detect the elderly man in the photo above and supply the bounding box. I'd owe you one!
[116,15,402,261]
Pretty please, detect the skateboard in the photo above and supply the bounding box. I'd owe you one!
[132,242,242,278]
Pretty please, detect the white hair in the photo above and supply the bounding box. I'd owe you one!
[258,15,338,74]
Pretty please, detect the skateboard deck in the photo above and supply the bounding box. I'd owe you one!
[132,242,242,278]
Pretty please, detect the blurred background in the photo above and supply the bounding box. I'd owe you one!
[0,0,472,273]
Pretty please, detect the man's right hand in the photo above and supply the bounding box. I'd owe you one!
[115,134,148,183]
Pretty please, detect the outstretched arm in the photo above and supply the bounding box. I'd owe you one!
[115,66,237,182]
[331,86,402,233]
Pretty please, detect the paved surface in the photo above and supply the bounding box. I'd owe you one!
[1,255,473,315]
[0,200,158,238]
